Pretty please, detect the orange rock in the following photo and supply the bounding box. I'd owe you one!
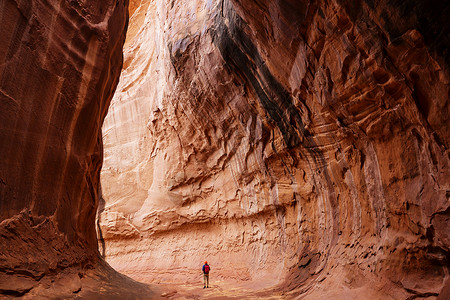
[0,0,448,298]
[100,0,449,298]
[0,0,158,298]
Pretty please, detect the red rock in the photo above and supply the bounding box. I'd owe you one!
[100,0,449,298]
[0,0,158,298]
[1,0,448,299]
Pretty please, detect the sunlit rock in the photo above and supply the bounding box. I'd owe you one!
[0,0,158,298]
[100,0,449,298]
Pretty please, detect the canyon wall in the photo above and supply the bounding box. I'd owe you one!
[99,0,449,298]
[0,0,156,298]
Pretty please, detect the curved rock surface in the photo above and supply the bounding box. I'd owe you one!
[0,0,158,298]
[96,0,450,298]
[99,0,450,298]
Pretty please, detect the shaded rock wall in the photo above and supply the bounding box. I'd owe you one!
[100,0,449,298]
[0,0,155,298]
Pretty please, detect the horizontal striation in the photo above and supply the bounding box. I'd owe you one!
[0,0,152,298]
[100,0,449,298]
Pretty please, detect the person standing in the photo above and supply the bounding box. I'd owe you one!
[202,261,210,288]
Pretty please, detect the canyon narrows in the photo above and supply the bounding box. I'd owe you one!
[0,0,448,299]
[99,0,449,299]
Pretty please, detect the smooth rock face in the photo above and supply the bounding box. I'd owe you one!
[100,0,449,298]
[0,0,156,298]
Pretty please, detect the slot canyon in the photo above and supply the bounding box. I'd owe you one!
[0,0,449,299]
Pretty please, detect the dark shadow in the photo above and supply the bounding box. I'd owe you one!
[97,183,106,258]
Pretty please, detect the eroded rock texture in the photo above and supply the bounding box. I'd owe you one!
[100,0,449,298]
[0,0,156,298]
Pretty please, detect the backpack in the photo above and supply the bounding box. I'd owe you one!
[204,264,210,274]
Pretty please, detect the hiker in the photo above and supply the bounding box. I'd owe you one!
[202,261,210,288]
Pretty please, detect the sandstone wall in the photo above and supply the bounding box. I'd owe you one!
[100,0,449,298]
[0,0,155,298]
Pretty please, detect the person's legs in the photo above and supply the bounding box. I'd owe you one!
[203,274,207,288]
[206,274,209,287]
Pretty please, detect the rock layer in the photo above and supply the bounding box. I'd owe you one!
[100,0,449,298]
[0,0,156,298]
